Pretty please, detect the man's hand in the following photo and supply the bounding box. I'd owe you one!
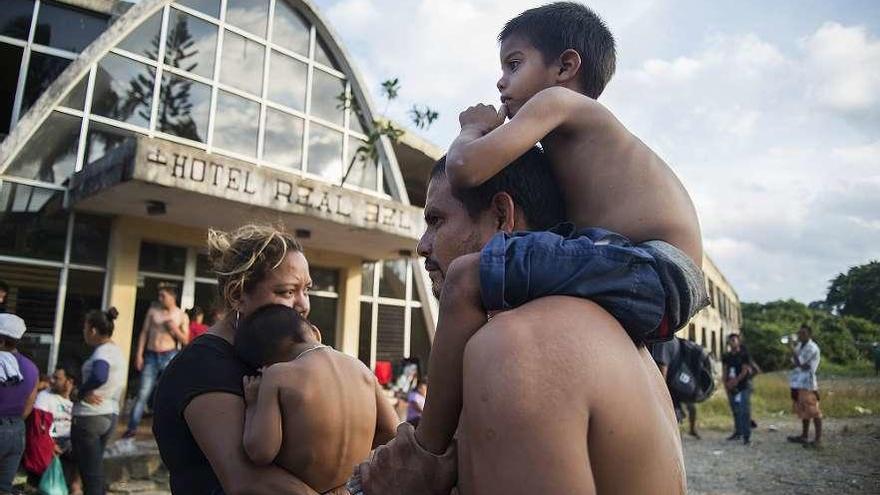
[243,375,262,406]
[459,103,506,134]
[82,391,103,406]
[135,354,144,372]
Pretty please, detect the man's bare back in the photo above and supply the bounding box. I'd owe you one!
[458,297,685,494]
[243,347,398,493]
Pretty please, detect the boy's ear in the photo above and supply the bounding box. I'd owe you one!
[490,192,516,233]
[556,49,582,85]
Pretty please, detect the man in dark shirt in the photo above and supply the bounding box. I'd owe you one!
[651,338,700,439]
[722,334,753,445]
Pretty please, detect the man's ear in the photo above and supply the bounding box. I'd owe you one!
[556,49,582,85]
[490,192,516,233]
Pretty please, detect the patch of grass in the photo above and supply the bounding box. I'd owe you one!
[692,372,880,431]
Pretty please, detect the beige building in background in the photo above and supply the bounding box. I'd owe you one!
[679,255,742,359]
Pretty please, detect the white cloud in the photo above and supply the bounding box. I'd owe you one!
[803,22,880,115]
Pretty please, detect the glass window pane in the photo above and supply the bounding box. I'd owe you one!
[84,120,138,168]
[5,111,80,184]
[0,261,60,371]
[158,72,210,143]
[376,304,405,362]
[165,8,217,79]
[213,90,259,157]
[177,0,220,18]
[344,138,378,191]
[272,1,309,56]
[195,253,213,278]
[138,242,187,274]
[21,51,72,116]
[358,301,372,365]
[310,267,339,293]
[92,53,155,128]
[225,0,268,38]
[60,77,87,110]
[309,296,337,349]
[33,0,107,53]
[268,50,307,111]
[349,109,366,135]
[0,183,66,260]
[58,269,105,372]
[361,262,375,296]
[71,213,110,265]
[220,30,264,95]
[263,108,303,170]
[310,69,344,126]
[378,259,407,299]
[117,10,162,59]
[410,307,430,370]
[314,36,338,69]
[0,43,24,136]
[0,0,34,40]
[307,123,342,182]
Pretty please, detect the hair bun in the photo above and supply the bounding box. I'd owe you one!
[106,307,119,321]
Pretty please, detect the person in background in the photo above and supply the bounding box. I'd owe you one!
[722,334,753,446]
[0,314,39,493]
[651,338,700,439]
[872,343,880,376]
[125,283,189,438]
[0,280,8,313]
[407,381,427,428]
[72,308,125,495]
[34,365,81,493]
[187,307,209,342]
[37,374,51,392]
[787,324,822,448]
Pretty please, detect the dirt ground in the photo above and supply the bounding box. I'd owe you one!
[684,416,880,494]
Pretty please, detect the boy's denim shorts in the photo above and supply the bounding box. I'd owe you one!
[479,223,709,342]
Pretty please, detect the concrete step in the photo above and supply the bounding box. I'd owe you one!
[104,439,170,494]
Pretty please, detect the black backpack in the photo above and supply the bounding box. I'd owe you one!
[667,338,716,403]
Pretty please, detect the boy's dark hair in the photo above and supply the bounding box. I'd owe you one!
[431,147,566,230]
[499,2,616,99]
[86,307,119,337]
[235,304,314,368]
[0,279,8,292]
[188,306,204,318]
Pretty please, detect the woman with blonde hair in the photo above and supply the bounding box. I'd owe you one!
[153,224,335,494]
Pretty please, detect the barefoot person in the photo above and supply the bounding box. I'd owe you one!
[237,305,398,493]
[352,150,686,494]
[124,283,189,438]
[153,225,348,494]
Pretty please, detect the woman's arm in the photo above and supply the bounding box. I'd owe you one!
[185,392,320,495]
[22,381,38,418]
[242,373,283,465]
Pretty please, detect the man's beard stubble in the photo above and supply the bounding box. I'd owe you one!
[432,229,486,300]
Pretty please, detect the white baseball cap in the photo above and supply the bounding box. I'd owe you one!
[0,313,26,340]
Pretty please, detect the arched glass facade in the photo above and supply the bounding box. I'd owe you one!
[2,0,389,196]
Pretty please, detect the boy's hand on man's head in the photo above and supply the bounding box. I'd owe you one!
[243,375,262,405]
[459,103,506,134]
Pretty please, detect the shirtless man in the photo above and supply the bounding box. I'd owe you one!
[125,282,189,438]
[237,304,398,493]
[353,150,685,494]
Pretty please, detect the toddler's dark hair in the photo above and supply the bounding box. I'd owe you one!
[499,2,616,99]
[235,304,313,368]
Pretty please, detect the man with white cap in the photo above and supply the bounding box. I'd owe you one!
[0,313,39,493]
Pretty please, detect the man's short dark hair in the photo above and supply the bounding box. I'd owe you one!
[0,280,8,292]
[499,2,616,99]
[800,323,812,334]
[235,304,314,368]
[157,282,178,297]
[55,364,78,384]
[431,147,566,230]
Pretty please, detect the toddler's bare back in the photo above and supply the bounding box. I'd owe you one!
[272,350,379,492]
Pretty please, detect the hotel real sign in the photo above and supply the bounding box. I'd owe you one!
[133,139,423,240]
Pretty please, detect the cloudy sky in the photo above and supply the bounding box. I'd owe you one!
[312,0,880,304]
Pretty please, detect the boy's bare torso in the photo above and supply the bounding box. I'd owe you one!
[458,297,686,494]
[542,89,702,262]
[270,350,379,492]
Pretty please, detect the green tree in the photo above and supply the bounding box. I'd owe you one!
[825,260,880,324]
